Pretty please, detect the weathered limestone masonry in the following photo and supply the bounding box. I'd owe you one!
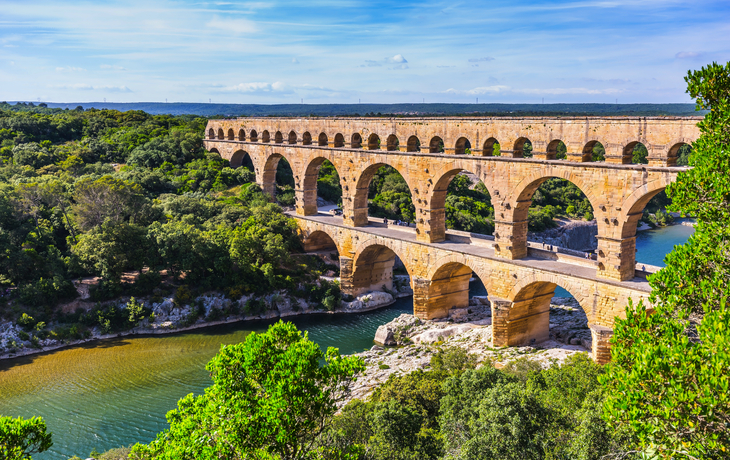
[295,215,651,364]
[204,116,698,282]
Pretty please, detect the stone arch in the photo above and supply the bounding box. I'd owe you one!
[302,229,341,254]
[583,140,606,162]
[622,141,648,165]
[208,128,215,139]
[619,177,673,239]
[407,135,421,152]
[261,152,295,199]
[482,137,499,156]
[513,137,532,158]
[275,131,284,143]
[217,128,224,140]
[230,149,255,173]
[454,137,472,155]
[386,134,400,151]
[262,130,270,143]
[250,130,258,142]
[367,133,381,150]
[351,133,362,149]
[301,155,342,215]
[334,133,345,148]
[423,256,493,319]
[351,162,415,227]
[429,136,444,153]
[318,132,328,146]
[510,172,600,224]
[498,276,594,347]
[238,128,246,141]
[546,139,566,160]
[302,132,312,145]
[209,147,220,155]
[667,140,692,167]
[429,166,496,240]
[350,239,414,297]
[288,130,298,144]
[227,128,234,140]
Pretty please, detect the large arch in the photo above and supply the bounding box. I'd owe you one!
[300,156,343,215]
[422,256,492,319]
[230,149,255,172]
[351,162,415,227]
[349,239,413,298]
[497,275,593,347]
[429,167,496,241]
[302,229,340,254]
[261,152,295,200]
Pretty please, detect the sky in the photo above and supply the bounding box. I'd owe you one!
[1,0,728,104]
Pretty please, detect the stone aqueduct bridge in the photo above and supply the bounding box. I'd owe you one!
[204,116,699,362]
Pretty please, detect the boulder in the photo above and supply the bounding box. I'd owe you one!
[449,308,469,322]
[412,324,474,344]
[374,325,396,346]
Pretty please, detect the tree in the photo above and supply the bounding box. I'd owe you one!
[72,175,153,231]
[12,142,54,168]
[602,62,730,459]
[0,415,53,460]
[130,321,365,460]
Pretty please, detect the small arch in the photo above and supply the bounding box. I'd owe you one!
[386,135,400,151]
[275,131,283,143]
[302,132,312,145]
[668,142,692,167]
[334,133,345,148]
[288,130,298,144]
[227,128,235,140]
[513,137,533,158]
[623,141,648,165]
[351,133,362,149]
[429,136,444,153]
[407,136,421,152]
[238,129,246,141]
[217,128,224,140]
[583,140,606,162]
[261,130,270,143]
[367,133,381,150]
[250,130,258,142]
[318,132,328,146]
[208,128,215,139]
[482,137,500,156]
[546,140,567,160]
[454,137,472,155]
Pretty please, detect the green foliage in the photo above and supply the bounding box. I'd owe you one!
[429,347,478,375]
[130,321,365,460]
[602,61,730,459]
[0,415,53,460]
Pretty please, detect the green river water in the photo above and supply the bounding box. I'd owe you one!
[0,224,693,459]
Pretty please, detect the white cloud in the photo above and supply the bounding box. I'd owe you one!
[292,58,299,64]
[100,64,126,71]
[468,57,495,62]
[224,81,290,93]
[389,54,407,63]
[206,17,257,34]
[675,51,700,59]
[55,66,86,72]
[51,84,132,92]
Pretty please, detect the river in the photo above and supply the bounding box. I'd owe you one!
[0,223,693,459]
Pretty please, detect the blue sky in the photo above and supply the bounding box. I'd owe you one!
[1,0,728,104]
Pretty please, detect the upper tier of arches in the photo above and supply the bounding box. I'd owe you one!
[205,118,698,166]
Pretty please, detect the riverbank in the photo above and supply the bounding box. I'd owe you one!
[0,276,413,362]
[345,296,591,403]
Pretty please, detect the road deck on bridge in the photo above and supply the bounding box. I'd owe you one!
[288,209,652,294]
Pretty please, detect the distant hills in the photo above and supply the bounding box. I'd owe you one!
[19,102,702,117]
